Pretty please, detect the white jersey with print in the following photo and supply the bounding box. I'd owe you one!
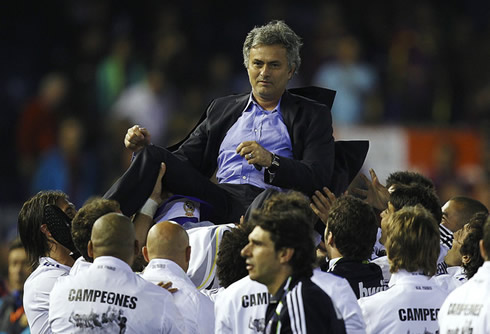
[24,256,71,334]
[49,256,185,334]
[438,261,490,333]
[215,268,366,334]
[358,270,448,334]
[140,258,214,334]
[187,223,235,290]
[69,256,91,276]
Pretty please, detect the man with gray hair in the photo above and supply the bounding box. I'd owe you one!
[48,213,186,333]
[104,20,340,224]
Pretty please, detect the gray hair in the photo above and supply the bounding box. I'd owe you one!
[243,20,302,74]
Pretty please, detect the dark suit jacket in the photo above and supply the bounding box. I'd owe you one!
[170,89,335,196]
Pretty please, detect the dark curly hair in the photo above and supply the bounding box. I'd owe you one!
[71,197,120,261]
[386,171,435,190]
[461,212,488,279]
[216,222,255,288]
[389,183,442,223]
[326,195,378,261]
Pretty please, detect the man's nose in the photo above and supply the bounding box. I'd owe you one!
[241,243,250,258]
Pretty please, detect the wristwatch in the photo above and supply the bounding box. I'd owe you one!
[267,153,280,173]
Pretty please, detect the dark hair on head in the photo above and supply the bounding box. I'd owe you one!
[250,209,316,278]
[484,214,490,260]
[389,183,442,223]
[326,195,378,260]
[450,196,488,223]
[461,212,488,279]
[18,190,68,268]
[261,190,316,227]
[386,171,434,190]
[217,222,255,288]
[71,198,120,261]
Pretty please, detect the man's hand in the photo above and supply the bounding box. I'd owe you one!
[157,281,178,294]
[349,168,389,211]
[150,163,169,206]
[236,141,272,167]
[310,187,336,226]
[125,125,152,152]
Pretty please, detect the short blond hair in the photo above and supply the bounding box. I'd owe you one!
[385,205,439,276]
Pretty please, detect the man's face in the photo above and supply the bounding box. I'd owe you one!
[441,200,462,233]
[379,202,395,245]
[56,197,77,220]
[241,226,282,287]
[247,44,294,107]
[8,248,30,291]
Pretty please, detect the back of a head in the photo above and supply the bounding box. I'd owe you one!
[451,196,488,226]
[386,205,440,276]
[145,221,189,261]
[261,190,317,227]
[251,207,315,278]
[72,198,120,261]
[386,170,435,190]
[90,213,135,263]
[483,215,490,261]
[327,195,378,260]
[461,212,488,278]
[243,20,302,73]
[18,190,68,268]
[389,183,442,223]
[216,222,255,288]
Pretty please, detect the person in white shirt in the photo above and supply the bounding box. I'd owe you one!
[438,215,490,333]
[70,198,121,276]
[49,212,185,333]
[141,221,214,334]
[216,190,360,333]
[18,190,78,334]
[371,183,446,284]
[358,205,448,334]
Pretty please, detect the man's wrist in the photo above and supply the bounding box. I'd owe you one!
[139,198,159,218]
[266,153,280,173]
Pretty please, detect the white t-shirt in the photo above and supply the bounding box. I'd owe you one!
[215,269,366,334]
[438,261,490,333]
[49,256,185,333]
[24,257,71,334]
[187,223,235,290]
[140,258,214,334]
[358,270,448,334]
[69,256,91,276]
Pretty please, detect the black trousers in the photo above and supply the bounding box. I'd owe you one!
[103,145,264,224]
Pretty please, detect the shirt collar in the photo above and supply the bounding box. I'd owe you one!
[244,92,282,114]
[328,257,342,271]
[145,258,187,279]
[388,269,430,287]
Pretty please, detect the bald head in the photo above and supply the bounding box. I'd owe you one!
[89,213,137,264]
[144,221,191,271]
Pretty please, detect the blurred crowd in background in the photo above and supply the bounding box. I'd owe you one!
[0,0,489,276]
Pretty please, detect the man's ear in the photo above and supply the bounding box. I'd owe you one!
[185,246,191,263]
[480,240,488,261]
[40,224,52,238]
[278,247,295,264]
[326,231,335,247]
[87,240,94,259]
[288,65,296,79]
[142,246,149,263]
[134,240,140,257]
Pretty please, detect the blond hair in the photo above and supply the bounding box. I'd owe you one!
[386,205,439,276]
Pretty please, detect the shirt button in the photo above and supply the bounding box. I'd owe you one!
[254,129,257,132]
[242,176,247,180]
